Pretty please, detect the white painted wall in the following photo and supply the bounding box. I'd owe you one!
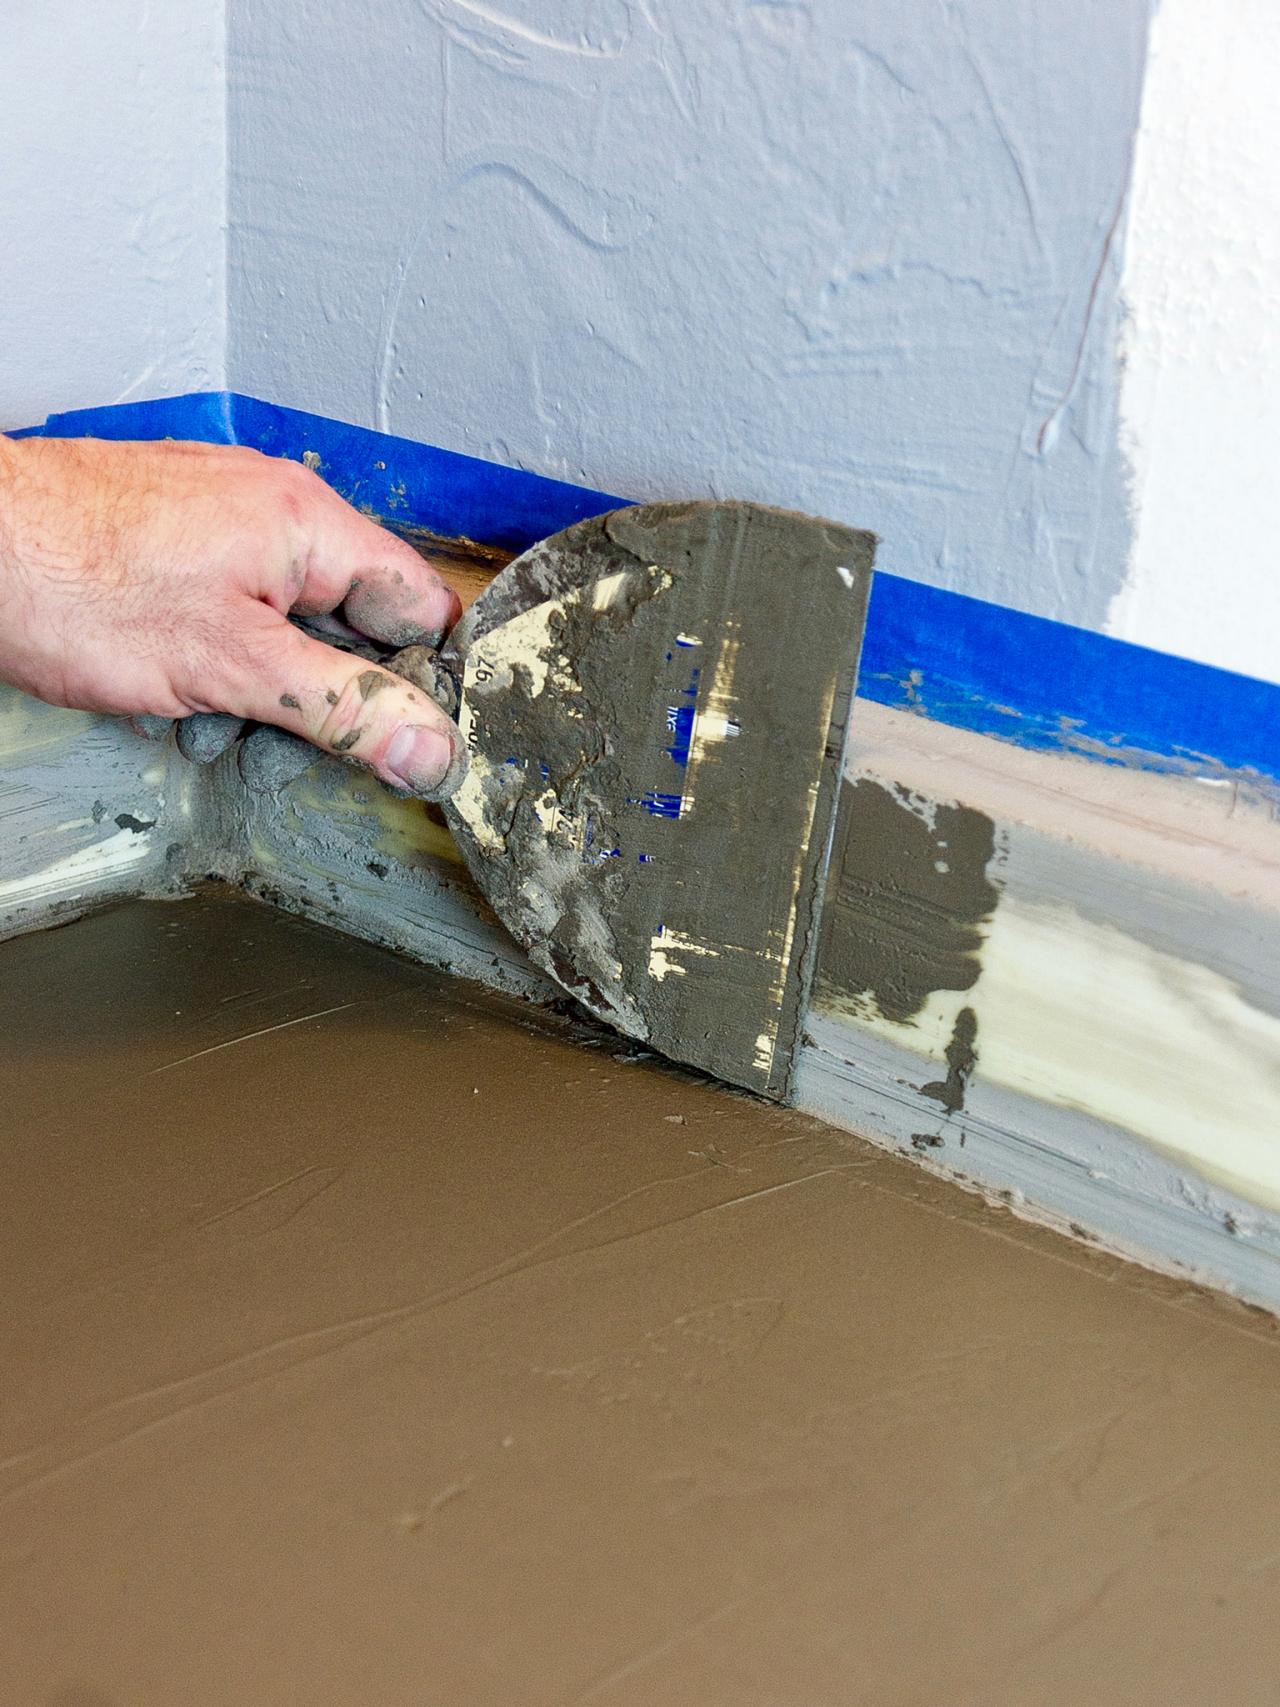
[1110,0,1280,686]
[229,0,1151,632]
[13,0,1276,685]
[0,0,226,429]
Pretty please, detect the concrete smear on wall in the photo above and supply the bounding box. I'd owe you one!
[814,777,1000,1030]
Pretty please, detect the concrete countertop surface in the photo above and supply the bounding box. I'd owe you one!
[4,890,1280,1706]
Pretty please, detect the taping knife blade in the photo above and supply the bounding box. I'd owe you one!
[436,499,874,1100]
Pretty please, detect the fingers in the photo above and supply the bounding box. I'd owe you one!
[344,554,462,649]
[237,725,318,793]
[234,620,466,800]
[385,645,461,718]
[175,711,246,763]
[290,478,463,648]
[129,714,175,742]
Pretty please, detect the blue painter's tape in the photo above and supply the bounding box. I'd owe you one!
[860,577,1280,785]
[32,391,239,446]
[20,389,1280,789]
[22,391,619,550]
[228,396,621,552]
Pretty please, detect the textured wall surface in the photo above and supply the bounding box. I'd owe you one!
[0,0,225,427]
[1110,0,1280,684]
[229,0,1151,628]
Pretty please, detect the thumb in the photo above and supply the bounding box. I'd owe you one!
[233,619,466,799]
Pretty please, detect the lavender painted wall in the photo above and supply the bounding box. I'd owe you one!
[228,0,1152,627]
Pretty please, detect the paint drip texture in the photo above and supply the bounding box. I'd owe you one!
[228,0,1152,628]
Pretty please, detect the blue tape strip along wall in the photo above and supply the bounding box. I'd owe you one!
[24,391,1280,790]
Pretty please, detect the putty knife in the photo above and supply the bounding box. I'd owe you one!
[434,501,874,1098]
[164,499,873,1096]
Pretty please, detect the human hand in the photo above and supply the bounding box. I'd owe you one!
[0,434,466,797]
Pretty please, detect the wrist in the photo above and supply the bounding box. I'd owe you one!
[0,436,92,583]
[0,431,28,481]
[0,435,22,570]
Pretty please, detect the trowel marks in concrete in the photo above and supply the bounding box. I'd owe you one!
[814,779,1000,1027]
[443,502,874,1099]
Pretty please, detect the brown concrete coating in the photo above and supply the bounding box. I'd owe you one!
[5,893,1280,1705]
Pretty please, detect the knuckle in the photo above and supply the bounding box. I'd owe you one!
[285,458,326,497]
[266,457,326,526]
[312,669,384,755]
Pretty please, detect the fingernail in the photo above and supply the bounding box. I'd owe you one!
[384,724,461,798]
[390,589,463,649]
